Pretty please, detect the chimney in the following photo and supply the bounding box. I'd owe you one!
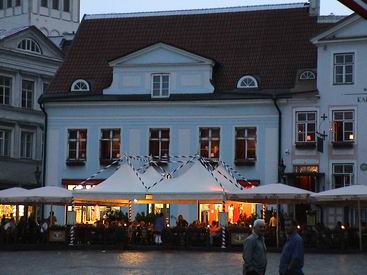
[309,0,320,16]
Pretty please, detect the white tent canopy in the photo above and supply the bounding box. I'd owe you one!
[229,183,314,203]
[212,165,244,192]
[148,161,242,201]
[27,186,72,204]
[311,185,367,201]
[73,164,163,202]
[0,187,30,204]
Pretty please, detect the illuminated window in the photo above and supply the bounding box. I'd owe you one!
[68,129,87,161]
[296,111,316,142]
[17,38,42,54]
[235,127,257,161]
[237,75,258,88]
[149,129,169,161]
[332,110,354,142]
[71,79,90,92]
[199,128,220,160]
[100,129,120,162]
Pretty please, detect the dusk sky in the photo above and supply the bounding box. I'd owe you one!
[80,0,352,16]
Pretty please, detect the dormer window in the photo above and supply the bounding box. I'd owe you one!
[237,75,258,89]
[152,74,169,98]
[71,79,90,92]
[17,39,42,54]
[299,70,316,80]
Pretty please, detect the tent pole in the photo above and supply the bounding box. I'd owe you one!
[358,200,362,251]
[276,200,279,248]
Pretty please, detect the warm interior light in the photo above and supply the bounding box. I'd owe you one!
[167,224,170,227]
[145,194,153,200]
[249,224,252,228]
[133,199,138,203]
[349,134,354,140]
[124,223,127,227]
[297,225,301,229]
[306,135,312,141]
[341,225,345,230]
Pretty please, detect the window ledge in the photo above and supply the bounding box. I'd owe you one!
[332,141,354,149]
[295,142,316,149]
[66,160,86,166]
[235,159,256,166]
[99,159,119,166]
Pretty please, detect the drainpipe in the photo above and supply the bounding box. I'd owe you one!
[39,102,47,188]
[272,97,282,183]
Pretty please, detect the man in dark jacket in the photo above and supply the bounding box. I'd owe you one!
[243,219,267,275]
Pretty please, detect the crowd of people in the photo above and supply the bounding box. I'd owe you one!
[0,212,57,244]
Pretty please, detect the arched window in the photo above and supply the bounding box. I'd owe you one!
[17,38,42,54]
[237,75,258,88]
[299,70,316,80]
[71,79,90,92]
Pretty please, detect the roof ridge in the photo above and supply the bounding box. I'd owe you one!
[84,2,308,20]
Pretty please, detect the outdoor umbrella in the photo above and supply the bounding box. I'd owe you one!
[27,186,73,204]
[229,183,314,248]
[312,185,367,251]
[0,187,30,204]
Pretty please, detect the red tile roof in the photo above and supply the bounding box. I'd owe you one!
[47,5,334,94]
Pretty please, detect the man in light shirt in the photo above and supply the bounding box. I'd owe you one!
[243,219,267,275]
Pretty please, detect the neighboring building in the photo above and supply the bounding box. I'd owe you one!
[0,0,80,36]
[41,3,335,223]
[0,26,63,193]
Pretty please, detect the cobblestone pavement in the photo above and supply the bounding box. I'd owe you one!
[0,251,366,275]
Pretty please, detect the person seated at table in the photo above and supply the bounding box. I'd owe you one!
[176,215,189,228]
[47,211,57,226]
[209,221,221,246]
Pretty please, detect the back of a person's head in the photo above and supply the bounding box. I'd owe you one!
[253,219,265,228]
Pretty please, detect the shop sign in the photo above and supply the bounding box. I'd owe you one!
[357,96,367,103]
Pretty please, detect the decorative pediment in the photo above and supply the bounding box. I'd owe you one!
[312,15,367,44]
[0,26,63,60]
[109,42,215,67]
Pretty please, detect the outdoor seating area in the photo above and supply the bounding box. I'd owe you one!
[0,156,366,251]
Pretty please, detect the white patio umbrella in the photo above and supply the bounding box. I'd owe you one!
[312,185,367,251]
[0,187,30,204]
[229,183,314,248]
[27,186,73,204]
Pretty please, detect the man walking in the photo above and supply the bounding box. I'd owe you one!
[243,219,267,275]
[279,219,304,275]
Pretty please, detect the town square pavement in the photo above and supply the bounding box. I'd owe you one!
[0,251,366,275]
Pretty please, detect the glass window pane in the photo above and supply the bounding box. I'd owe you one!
[307,112,316,121]
[333,164,343,173]
[247,128,256,138]
[334,112,343,120]
[236,128,244,138]
[344,165,353,173]
[344,111,353,120]
[200,141,209,158]
[345,54,354,63]
[297,113,306,121]
[235,140,245,160]
[200,128,209,139]
[69,130,77,139]
[100,140,110,159]
[335,55,344,64]
[211,128,220,138]
[345,65,353,74]
[344,122,353,131]
[211,140,220,159]
[161,130,169,139]
[308,123,316,132]
[345,74,353,83]
[335,75,343,83]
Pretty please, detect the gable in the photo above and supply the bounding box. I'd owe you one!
[332,17,367,39]
[0,27,63,60]
[110,43,215,67]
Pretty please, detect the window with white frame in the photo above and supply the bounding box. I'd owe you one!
[235,127,257,161]
[17,39,42,54]
[71,79,90,92]
[100,129,120,161]
[332,110,354,142]
[0,129,10,157]
[149,129,169,161]
[334,53,354,85]
[41,0,48,7]
[332,163,354,189]
[20,131,33,159]
[199,128,220,160]
[21,80,34,109]
[0,76,11,105]
[68,129,87,161]
[237,75,258,88]
[151,74,169,98]
[296,111,316,142]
